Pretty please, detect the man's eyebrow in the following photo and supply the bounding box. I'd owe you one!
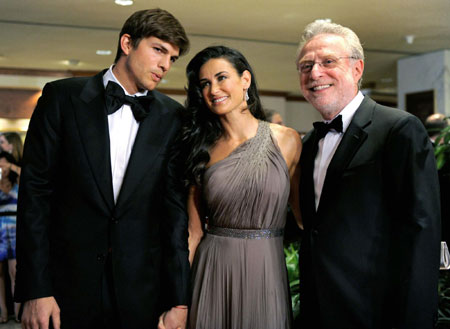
[152,42,180,61]
[153,43,168,52]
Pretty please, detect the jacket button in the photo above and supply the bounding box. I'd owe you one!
[112,217,119,224]
[97,254,106,262]
[312,229,319,236]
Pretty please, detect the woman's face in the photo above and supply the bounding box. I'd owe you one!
[0,135,12,153]
[198,58,250,116]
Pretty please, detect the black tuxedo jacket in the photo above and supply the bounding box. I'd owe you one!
[15,70,190,328]
[298,97,441,329]
[438,157,450,244]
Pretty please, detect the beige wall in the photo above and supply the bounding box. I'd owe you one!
[397,49,450,116]
[286,100,321,134]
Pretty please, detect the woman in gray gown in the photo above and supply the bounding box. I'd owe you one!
[182,46,302,329]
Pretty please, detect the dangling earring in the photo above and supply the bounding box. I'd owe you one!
[244,89,249,101]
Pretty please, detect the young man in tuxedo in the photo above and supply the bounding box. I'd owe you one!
[297,20,440,329]
[15,9,190,329]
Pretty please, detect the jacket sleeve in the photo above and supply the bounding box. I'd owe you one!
[161,111,190,307]
[385,114,441,329]
[15,82,62,302]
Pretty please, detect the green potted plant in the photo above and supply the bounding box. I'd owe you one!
[435,118,450,170]
[285,242,300,319]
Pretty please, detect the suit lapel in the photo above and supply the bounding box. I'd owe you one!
[114,95,170,213]
[318,97,375,213]
[73,70,115,211]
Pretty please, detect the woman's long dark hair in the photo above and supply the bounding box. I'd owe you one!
[181,45,266,186]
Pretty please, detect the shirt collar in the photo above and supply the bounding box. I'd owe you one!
[103,65,148,97]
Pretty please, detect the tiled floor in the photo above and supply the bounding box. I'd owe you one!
[1,317,20,329]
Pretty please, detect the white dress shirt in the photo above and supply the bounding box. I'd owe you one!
[103,66,148,202]
[314,92,364,210]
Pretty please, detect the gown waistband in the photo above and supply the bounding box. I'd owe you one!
[206,225,284,239]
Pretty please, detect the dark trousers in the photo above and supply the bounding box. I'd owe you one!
[102,255,121,329]
[19,255,122,329]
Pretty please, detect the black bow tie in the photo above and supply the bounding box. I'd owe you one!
[313,115,343,140]
[105,81,154,122]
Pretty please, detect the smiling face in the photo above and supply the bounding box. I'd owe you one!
[117,35,180,94]
[298,34,364,120]
[199,58,251,116]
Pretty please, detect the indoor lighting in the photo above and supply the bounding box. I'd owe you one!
[115,0,133,6]
[62,59,80,66]
[96,50,112,56]
[315,18,332,23]
[405,35,415,44]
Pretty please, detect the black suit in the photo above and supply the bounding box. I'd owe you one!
[15,70,190,329]
[299,96,441,329]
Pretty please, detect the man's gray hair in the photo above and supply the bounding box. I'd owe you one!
[297,20,365,87]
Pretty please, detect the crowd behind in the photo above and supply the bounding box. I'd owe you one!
[0,132,22,324]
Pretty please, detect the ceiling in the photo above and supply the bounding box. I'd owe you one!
[0,0,449,99]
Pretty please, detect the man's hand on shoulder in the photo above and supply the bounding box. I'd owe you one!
[22,296,60,329]
[158,306,188,329]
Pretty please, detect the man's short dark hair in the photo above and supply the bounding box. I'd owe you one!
[114,8,189,62]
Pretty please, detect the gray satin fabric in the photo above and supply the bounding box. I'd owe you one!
[189,121,292,329]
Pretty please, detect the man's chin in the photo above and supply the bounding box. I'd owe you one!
[311,102,341,119]
[309,99,331,112]
[143,81,158,91]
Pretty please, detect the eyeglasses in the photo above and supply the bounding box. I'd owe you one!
[297,56,357,74]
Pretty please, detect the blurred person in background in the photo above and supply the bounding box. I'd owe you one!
[425,113,448,145]
[0,151,20,323]
[0,133,22,178]
[265,109,284,125]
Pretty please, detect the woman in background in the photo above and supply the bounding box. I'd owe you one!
[182,46,302,329]
[0,132,23,178]
[0,151,20,323]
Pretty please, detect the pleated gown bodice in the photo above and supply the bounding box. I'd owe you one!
[203,120,289,230]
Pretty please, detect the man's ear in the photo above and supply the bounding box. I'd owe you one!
[120,34,133,56]
[353,59,364,83]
